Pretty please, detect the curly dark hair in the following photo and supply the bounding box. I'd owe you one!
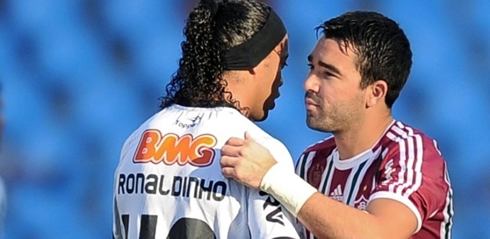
[160,0,271,110]
[317,11,413,108]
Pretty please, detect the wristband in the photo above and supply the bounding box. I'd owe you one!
[260,164,317,216]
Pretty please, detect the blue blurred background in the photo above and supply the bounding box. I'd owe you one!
[0,0,489,238]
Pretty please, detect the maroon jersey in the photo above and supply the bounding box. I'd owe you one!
[295,121,453,239]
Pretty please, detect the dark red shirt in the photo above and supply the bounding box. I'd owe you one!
[295,121,453,238]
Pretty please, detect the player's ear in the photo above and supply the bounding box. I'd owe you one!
[366,80,387,108]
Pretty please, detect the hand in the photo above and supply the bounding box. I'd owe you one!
[220,132,277,189]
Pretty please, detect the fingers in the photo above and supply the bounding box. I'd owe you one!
[220,132,255,183]
[225,136,245,146]
[226,132,254,147]
[220,155,240,179]
[221,133,250,157]
[221,143,242,158]
[221,167,235,179]
[220,155,237,167]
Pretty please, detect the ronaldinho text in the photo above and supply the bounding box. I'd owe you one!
[117,173,227,201]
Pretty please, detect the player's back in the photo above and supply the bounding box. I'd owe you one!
[113,105,299,239]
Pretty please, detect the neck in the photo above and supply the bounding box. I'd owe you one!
[334,112,393,160]
[223,71,253,118]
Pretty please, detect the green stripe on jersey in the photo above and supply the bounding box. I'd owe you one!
[320,160,334,194]
[299,152,309,179]
[346,160,368,204]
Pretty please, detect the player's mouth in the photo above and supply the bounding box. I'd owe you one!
[305,98,318,110]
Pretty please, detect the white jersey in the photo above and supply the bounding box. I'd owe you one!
[113,105,300,239]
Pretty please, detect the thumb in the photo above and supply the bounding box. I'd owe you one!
[244,131,254,140]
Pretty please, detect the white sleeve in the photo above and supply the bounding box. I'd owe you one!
[247,137,301,239]
[247,189,301,239]
[112,197,124,239]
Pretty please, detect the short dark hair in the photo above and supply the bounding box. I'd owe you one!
[317,11,412,108]
[160,0,271,109]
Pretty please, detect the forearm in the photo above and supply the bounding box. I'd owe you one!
[297,192,388,239]
[260,165,392,239]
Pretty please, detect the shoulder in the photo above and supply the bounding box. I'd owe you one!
[120,110,165,149]
[295,136,335,171]
[381,121,446,170]
[234,124,294,169]
[303,135,336,154]
[252,131,294,168]
[385,121,442,154]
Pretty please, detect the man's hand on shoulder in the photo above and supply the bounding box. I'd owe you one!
[220,131,277,189]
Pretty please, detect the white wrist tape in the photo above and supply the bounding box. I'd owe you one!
[260,164,317,216]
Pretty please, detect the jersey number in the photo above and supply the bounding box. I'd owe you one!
[119,214,216,239]
[122,214,157,239]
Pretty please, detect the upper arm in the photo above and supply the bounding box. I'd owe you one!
[369,135,451,236]
[112,197,124,239]
[366,198,417,238]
